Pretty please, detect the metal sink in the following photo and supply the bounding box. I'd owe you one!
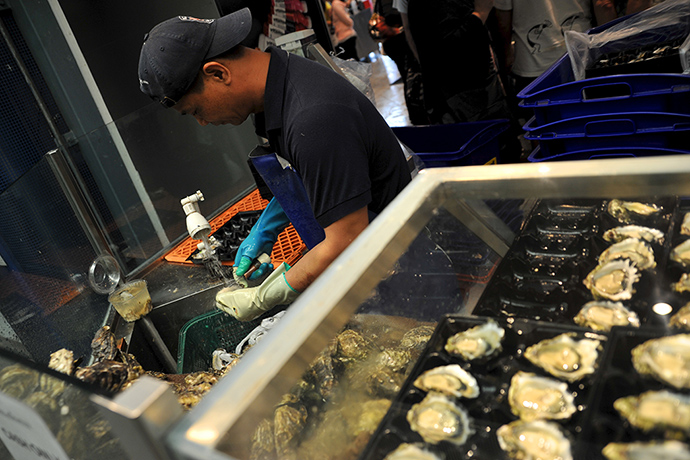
[124,284,223,373]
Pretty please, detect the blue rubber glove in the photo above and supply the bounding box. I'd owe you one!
[234,198,290,280]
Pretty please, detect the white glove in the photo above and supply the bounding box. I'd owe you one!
[216,263,299,321]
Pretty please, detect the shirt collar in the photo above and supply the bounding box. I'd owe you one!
[263,46,289,133]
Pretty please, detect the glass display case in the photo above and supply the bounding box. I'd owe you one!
[161,155,690,460]
[3,155,690,460]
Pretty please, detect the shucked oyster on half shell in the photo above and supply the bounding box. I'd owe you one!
[413,364,480,399]
[573,300,640,332]
[632,334,690,389]
[671,240,690,268]
[597,238,656,270]
[607,199,662,224]
[603,225,665,245]
[406,393,474,445]
[673,274,690,294]
[444,319,505,360]
[583,259,640,301]
[671,302,690,330]
[682,213,690,236]
[523,333,601,382]
[496,419,572,460]
[603,440,690,460]
[383,443,442,460]
[508,371,577,421]
[613,390,690,436]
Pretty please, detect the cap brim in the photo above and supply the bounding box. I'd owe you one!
[206,7,252,58]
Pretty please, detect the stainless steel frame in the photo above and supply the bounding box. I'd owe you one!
[163,155,690,460]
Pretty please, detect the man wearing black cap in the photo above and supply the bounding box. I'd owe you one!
[138,8,410,321]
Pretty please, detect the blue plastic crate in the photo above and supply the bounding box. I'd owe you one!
[527,145,690,162]
[517,8,690,128]
[392,119,510,168]
[523,111,690,157]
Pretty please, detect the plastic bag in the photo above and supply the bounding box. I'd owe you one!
[330,55,377,104]
[564,0,690,80]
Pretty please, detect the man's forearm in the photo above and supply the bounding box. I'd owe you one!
[285,207,369,292]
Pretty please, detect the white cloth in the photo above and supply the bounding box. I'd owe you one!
[495,0,594,77]
[392,0,408,14]
[235,310,286,354]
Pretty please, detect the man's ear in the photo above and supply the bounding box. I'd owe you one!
[201,61,231,84]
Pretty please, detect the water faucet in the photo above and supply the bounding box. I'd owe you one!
[181,190,211,241]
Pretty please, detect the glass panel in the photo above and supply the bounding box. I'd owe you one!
[212,199,523,459]
[0,349,130,458]
[71,102,259,275]
[0,155,108,363]
[165,158,690,460]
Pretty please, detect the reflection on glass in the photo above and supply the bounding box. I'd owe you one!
[0,350,129,458]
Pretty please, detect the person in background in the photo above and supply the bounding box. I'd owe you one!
[405,0,516,127]
[332,0,360,60]
[138,8,410,321]
[495,0,617,121]
[377,0,429,125]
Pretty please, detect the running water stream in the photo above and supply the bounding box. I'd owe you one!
[200,234,234,285]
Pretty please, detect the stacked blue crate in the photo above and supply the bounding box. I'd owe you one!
[517,7,690,162]
[392,119,511,168]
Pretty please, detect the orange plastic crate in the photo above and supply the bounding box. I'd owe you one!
[165,189,306,268]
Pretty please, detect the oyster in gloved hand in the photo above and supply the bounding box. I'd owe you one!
[216,262,299,321]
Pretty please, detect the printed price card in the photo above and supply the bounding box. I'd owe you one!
[0,392,70,460]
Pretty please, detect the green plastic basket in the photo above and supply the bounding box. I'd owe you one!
[177,310,263,374]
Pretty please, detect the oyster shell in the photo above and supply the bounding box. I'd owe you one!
[603,225,665,244]
[406,393,473,445]
[444,319,505,360]
[508,371,577,421]
[671,240,690,267]
[683,213,690,236]
[632,334,690,389]
[334,329,376,363]
[608,199,662,224]
[613,390,690,435]
[671,303,690,330]
[597,238,656,270]
[496,420,572,460]
[400,325,435,351]
[583,259,640,301]
[413,364,480,399]
[573,300,640,332]
[383,443,442,460]
[376,348,413,373]
[673,274,690,294]
[48,348,77,375]
[603,440,690,460]
[524,333,601,382]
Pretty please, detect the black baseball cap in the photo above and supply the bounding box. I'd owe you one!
[138,8,251,107]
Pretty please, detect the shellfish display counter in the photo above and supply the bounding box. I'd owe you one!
[5,158,690,460]
[209,195,690,460]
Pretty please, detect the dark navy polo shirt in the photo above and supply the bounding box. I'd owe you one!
[257,46,410,228]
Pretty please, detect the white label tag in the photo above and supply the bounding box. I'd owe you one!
[0,392,70,460]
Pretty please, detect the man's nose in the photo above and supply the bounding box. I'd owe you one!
[195,115,208,126]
